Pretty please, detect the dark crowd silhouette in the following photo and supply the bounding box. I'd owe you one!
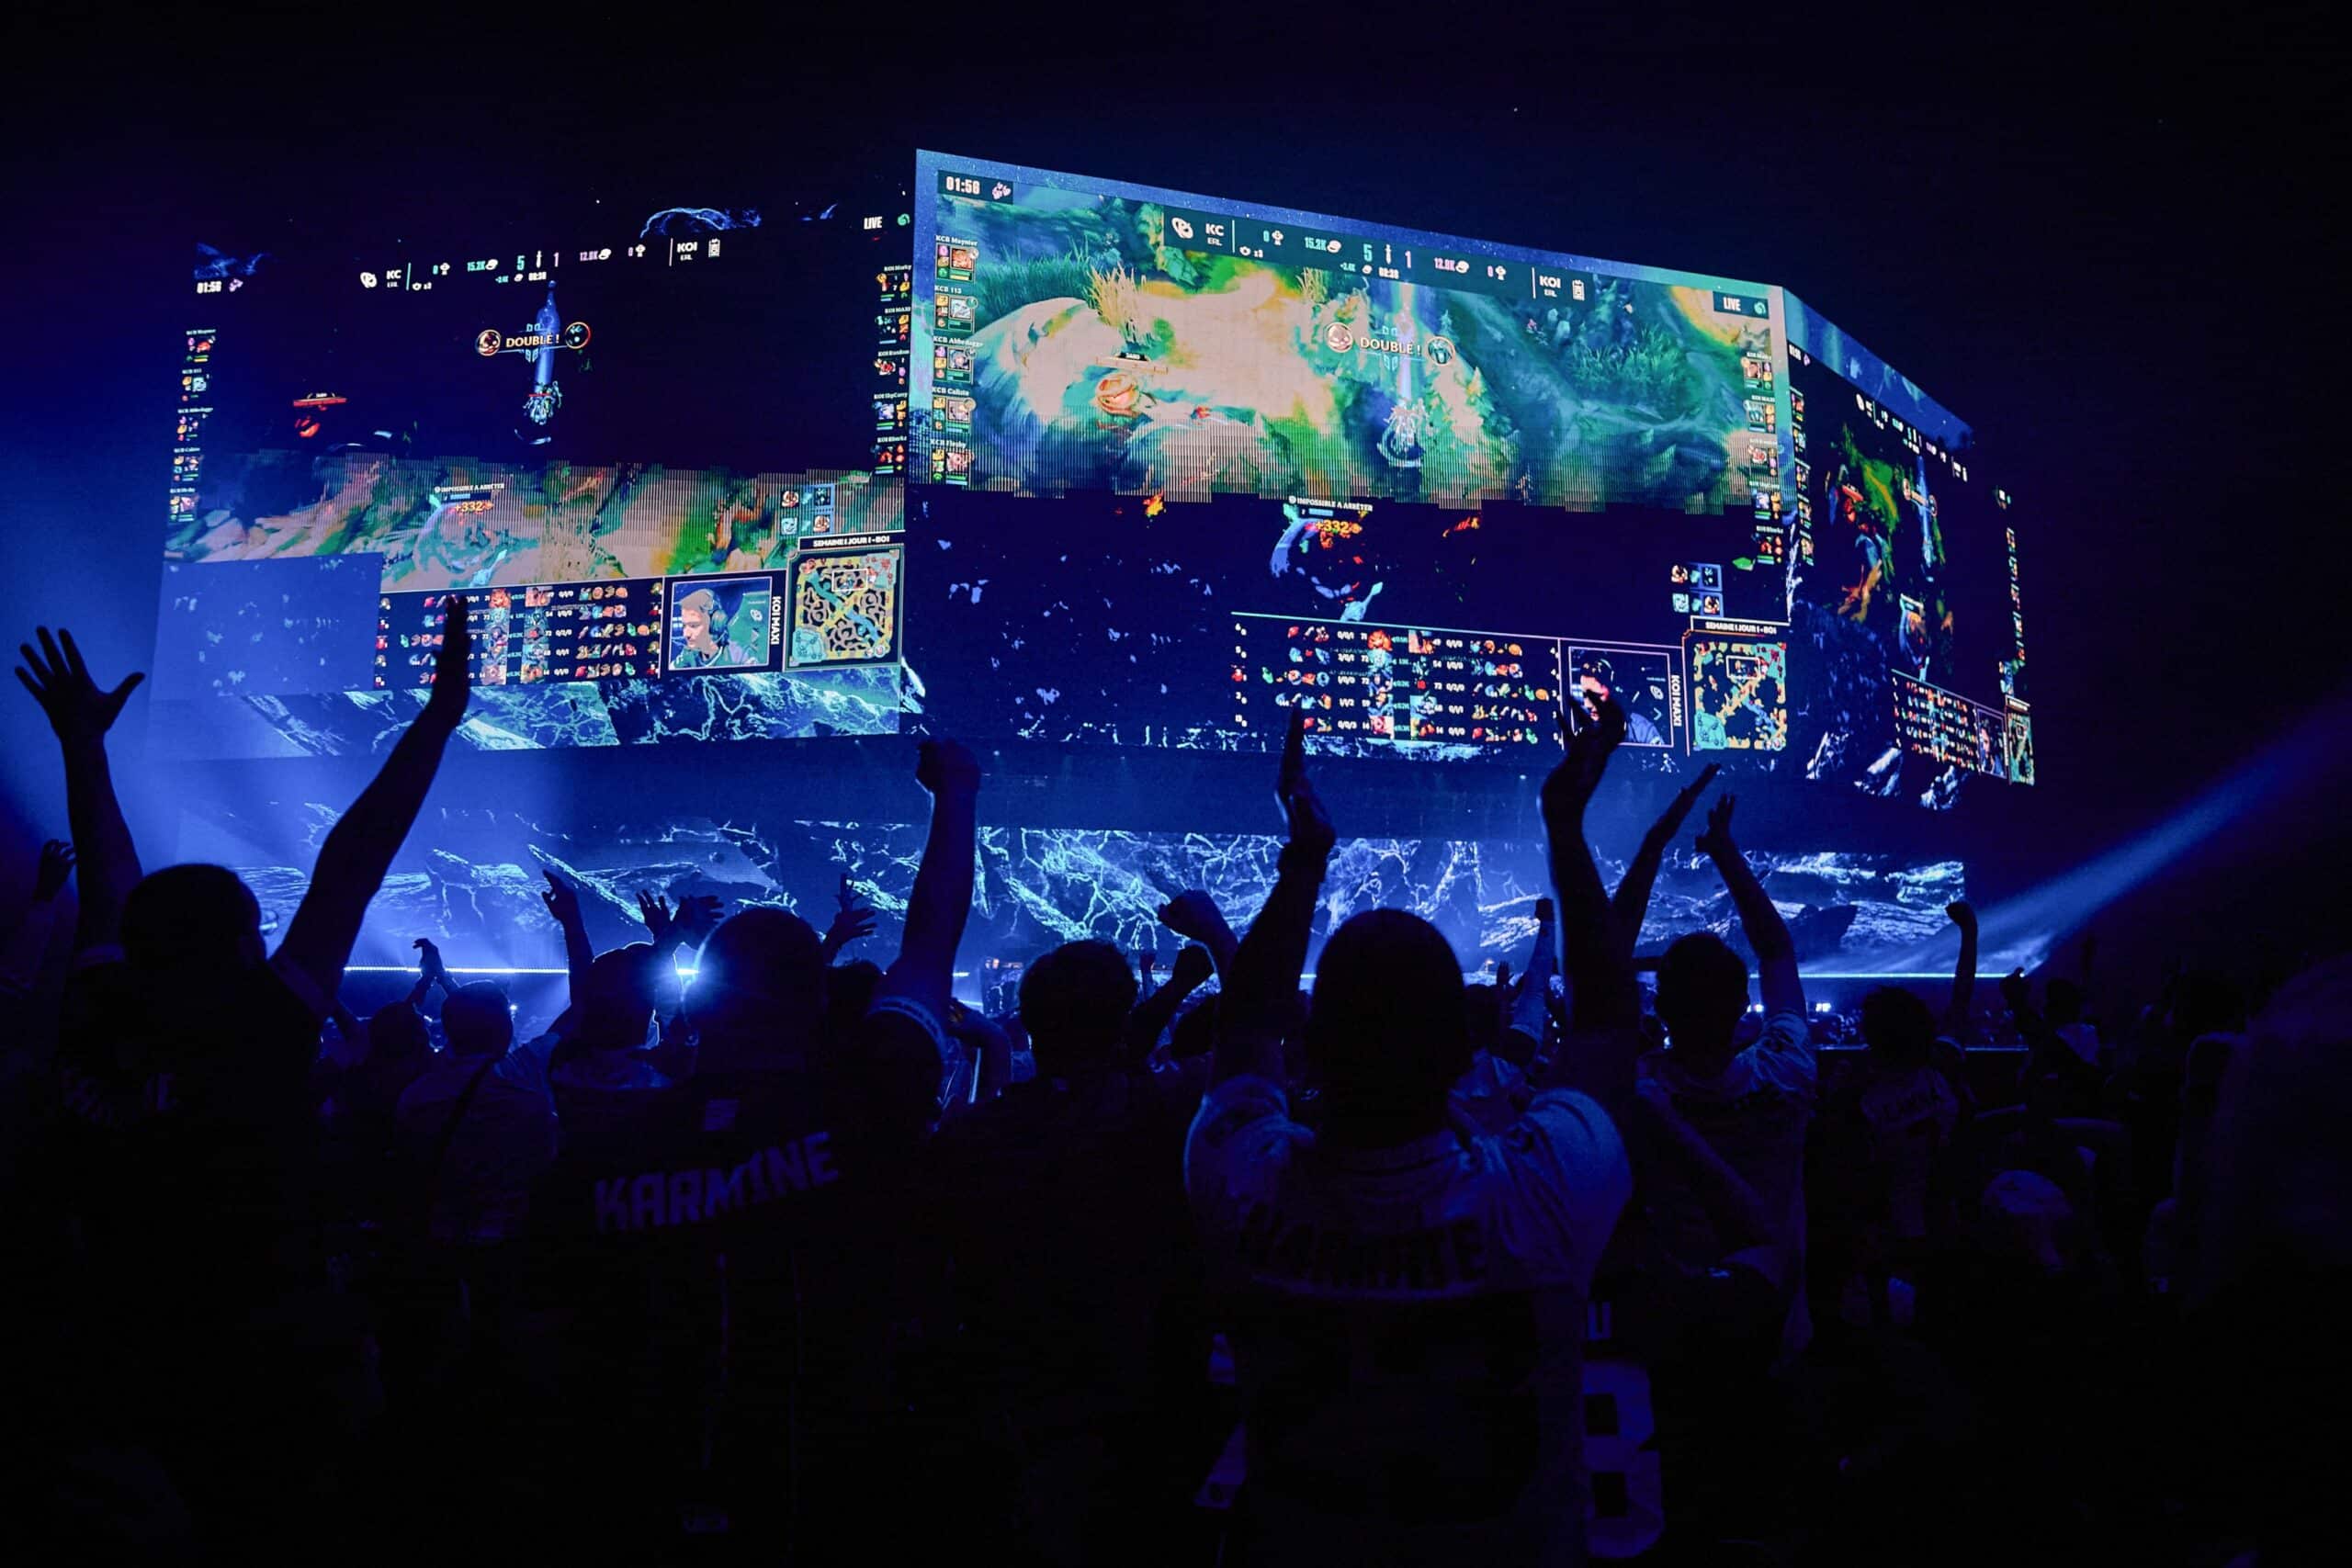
[2,604,2341,1566]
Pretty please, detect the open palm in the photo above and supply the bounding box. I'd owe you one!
[17,628,143,745]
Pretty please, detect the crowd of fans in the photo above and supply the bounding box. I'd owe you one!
[2,605,2340,1565]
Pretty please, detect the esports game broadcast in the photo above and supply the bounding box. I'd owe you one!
[161,194,913,758]
[136,149,2046,984]
[906,151,2027,808]
[1782,295,2034,807]
[155,150,2035,834]
[19,28,2352,1562]
[32,15,2352,1561]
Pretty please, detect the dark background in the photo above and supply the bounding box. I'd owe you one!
[4,5,2344,983]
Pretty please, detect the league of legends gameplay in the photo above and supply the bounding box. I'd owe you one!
[155,151,2034,864]
[160,192,912,759]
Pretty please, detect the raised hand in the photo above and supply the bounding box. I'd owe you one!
[1277,700,1309,810]
[638,889,676,943]
[32,839,74,902]
[881,737,984,1030]
[1947,898,1978,932]
[422,594,472,728]
[1158,890,1228,943]
[916,737,982,800]
[541,870,582,928]
[1171,942,1215,990]
[1657,762,1723,839]
[16,628,144,747]
[823,880,877,956]
[1541,692,1627,818]
[1694,793,1738,861]
[675,893,723,942]
[413,936,447,984]
[1276,705,1336,859]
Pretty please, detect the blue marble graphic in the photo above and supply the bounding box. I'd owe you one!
[638,206,763,238]
[193,243,269,281]
[203,802,1971,979]
[152,667,905,759]
[605,667,902,745]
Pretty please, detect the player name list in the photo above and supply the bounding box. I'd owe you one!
[1229,612,1567,751]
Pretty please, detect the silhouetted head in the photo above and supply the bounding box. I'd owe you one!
[1860,986,1937,1068]
[1020,941,1136,1080]
[442,981,514,1057]
[122,863,265,973]
[367,1001,430,1063]
[1655,932,1750,1073]
[572,944,661,1052]
[1306,910,1467,1133]
[2045,978,2085,1027]
[693,907,825,1068]
[2193,954,2352,1305]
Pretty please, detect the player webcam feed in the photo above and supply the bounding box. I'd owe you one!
[910,153,1795,768]
[668,577,777,672]
[156,192,912,758]
[1781,295,2030,809]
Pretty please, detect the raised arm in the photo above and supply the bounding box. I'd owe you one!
[274,597,471,1008]
[820,874,878,964]
[875,739,982,1022]
[1542,694,1639,1041]
[409,935,451,1011]
[16,629,145,953]
[2001,967,2100,1104]
[1612,763,1718,961]
[1157,888,1240,978]
[322,994,371,1070]
[1,840,74,1001]
[1505,897,1558,1056]
[1696,794,1804,1019]
[1942,899,1979,1040]
[635,889,718,963]
[1216,707,1334,1086]
[1125,942,1213,1062]
[540,873,594,999]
